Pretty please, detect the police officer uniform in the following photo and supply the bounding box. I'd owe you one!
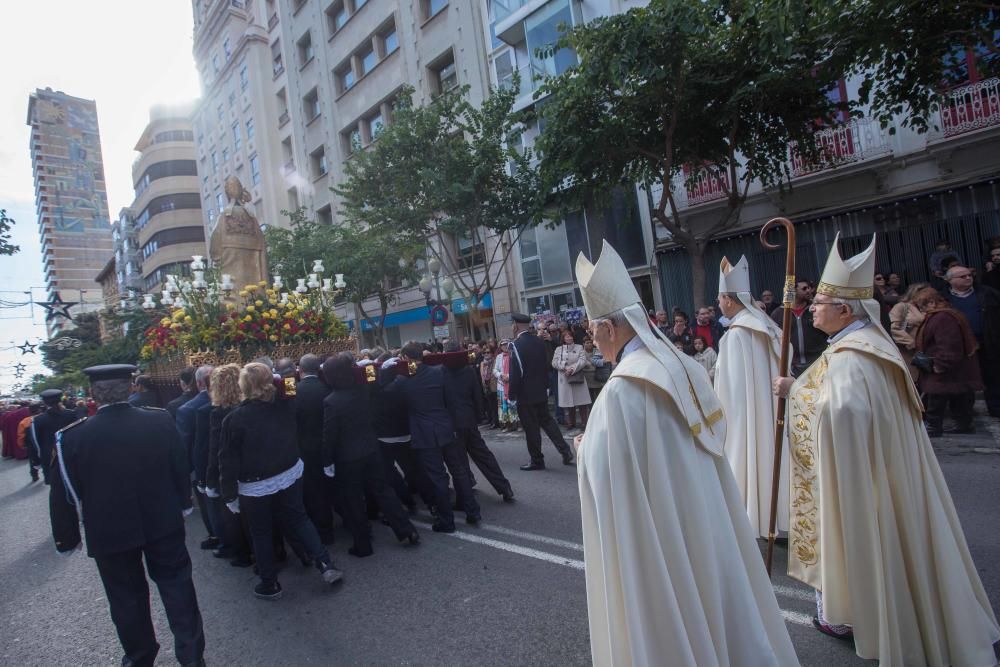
[28,389,78,484]
[49,364,205,667]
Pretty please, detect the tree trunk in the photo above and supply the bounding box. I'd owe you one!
[688,241,709,310]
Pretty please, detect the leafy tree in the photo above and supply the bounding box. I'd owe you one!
[828,1,999,133]
[335,84,545,328]
[265,209,422,347]
[40,311,151,376]
[535,0,843,307]
[0,209,19,256]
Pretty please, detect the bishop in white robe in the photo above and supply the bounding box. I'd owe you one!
[576,242,797,667]
[714,256,789,538]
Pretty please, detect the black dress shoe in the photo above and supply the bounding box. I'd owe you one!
[562,456,576,466]
[229,556,253,568]
[348,546,374,558]
[213,548,236,559]
[199,537,220,550]
[520,462,545,471]
[253,580,283,601]
[466,515,481,526]
[432,521,456,533]
[501,490,515,503]
[399,530,420,545]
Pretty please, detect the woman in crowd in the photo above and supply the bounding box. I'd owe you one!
[205,364,252,567]
[480,342,500,429]
[912,287,983,437]
[889,282,929,379]
[219,362,343,600]
[493,340,519,432]
[581,337,608,403]
[875,271,900,308]
[691,335,718,381]
[552,330,592,431]
[322,352,419,557]
[887,272,905,294]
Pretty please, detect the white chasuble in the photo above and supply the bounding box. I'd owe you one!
[788,325,999,665]
[715,308,789,537]
[578,346,797,667]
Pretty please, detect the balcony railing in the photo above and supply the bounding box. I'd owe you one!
[938,77,1000,138]
[498,63,546,99]
[684,165,730,207]
[492,0,533,23]
[790,117,890,179]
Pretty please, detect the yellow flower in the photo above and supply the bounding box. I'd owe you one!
[243,315,252,322]
[269,335,278,342]
[239,290,249,298]
[246,305,255,313]
[170,323,181,330]
[184,316,193,324]
[246,284,257,292]
[269,309,278,318]
[283,323,291,330]
[172,309,186,321]
[255,299,263,307]
[259,280,267,287]
[225,303,235,310]
[297,318,305,325]
[160,318,171,327]
[263,324,271,331]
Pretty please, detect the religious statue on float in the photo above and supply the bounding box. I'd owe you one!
[209,175,268,293]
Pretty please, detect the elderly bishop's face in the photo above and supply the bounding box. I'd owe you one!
[590,319,615,358]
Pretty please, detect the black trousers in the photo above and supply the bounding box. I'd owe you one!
[980,352,1000,417]
[455,426,512,496]
[485,391,500,426]
[301,458,336,544]
[442,440,481,519]
[241,478,330,585]
[192,480,214,539]
[519,400,572,465]
[380,441,422,508]
[93,529,204,667]
[336,450,416,554]
[220,503,251,561]
[412,445,460,528]
[925,392,975,430]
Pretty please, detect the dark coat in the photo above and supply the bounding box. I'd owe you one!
[218,398,300,502]
[322,384,379,466]
[166,389,198,419]
[916,310,984,395]
[128,391,160,408]
[30,407,79,472]
[49,404,191,556]
[443,365,485,429]
[206,405,233,490]
[771,305,828,374]
[509,330,550,405]
[294,375,330,465]
[373,367,410,440]
[382,363,455,448]
[176,391,210,475]
[193,400,213,482]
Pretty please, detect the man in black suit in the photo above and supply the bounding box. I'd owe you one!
[382,341,480,531]
[165,367,197,419]
[442,340,514,502]
[128,375,161,407]
[295,353,336,544]
[50,364,205,667]
[28,389,78,484]
[509,313,574,470]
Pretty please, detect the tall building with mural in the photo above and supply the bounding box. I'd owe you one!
[27,87,115,336]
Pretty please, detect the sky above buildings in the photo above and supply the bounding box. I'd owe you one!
[0,1,201,394]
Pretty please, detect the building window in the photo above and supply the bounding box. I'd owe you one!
[359,45,376,75]
[355,0,367,9]
[366,110,384,141]
[271,40,284,76]
[212,53,220,73]
[525,0,578,80]
[246,117,255,140]
[216,191,225,211]
[519,227,542,289]
[326,1,348,35]
[343,125,361,154]
[431,51,458,94]
[297,31,314,68]
[211,150,218,169]
[422,0,447,21]
[311,146,328,178]
[303,88,321,122]
[223,37,231,61]
[239,64,249,90]
[458,231,485,269]
[317,204,333,225]
[380,25,398,57]
[232,122,241,151]
[250,155,261,185]
[222,147,229,163]
[336,64,355,93]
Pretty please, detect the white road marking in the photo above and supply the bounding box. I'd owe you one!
[413,521,586,570]
[414,513,585,551]
[417,521,815,626]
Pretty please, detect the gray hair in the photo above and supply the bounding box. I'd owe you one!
[251,356,274,370]
[195,365,215,389]
[91,378,131,405]
[945,264,970,280]
[840,298,870,318]
[591,308,632,331]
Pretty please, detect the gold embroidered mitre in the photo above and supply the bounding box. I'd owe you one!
[576,241,642,318]
[816,232,877,299]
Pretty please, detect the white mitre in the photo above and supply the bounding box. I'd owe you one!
[817,232,893,343]
[577,241,725,454]
[719,255,782,351]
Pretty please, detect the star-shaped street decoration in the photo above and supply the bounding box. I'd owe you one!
[16,340,37,355]
[37,292,77,322]
[14,363,26,373]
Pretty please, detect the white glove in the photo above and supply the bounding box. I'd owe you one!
[323,464,336,478]
[357,359,375,367]
[205,487,220,498]
[195,484,206,494]
[381,357,399,369]
[182,507,194,518]
[226,499,240,514]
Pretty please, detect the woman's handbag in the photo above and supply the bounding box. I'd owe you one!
[563,347,586,383]
[912,351,935,374]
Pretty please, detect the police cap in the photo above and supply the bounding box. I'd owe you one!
[511,312,532,324]
[82,364,138,382]
[40,389,64,403]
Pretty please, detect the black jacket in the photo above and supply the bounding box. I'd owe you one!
[323,384,379,465]
[443,365,485,429]
[166,388,198,419]
[373,366,410,440]
[206,405,233,490]
[193,400,213,482]
[771,305,828,375]
[382,363,455,449]
[509,330,550,405]
[30,407,79,472]
[49,404,190,557]
[129,390,160,408]
[294,375,330,465]
[218,398,300,502]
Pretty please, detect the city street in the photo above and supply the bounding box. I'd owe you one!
[2,418,999,666]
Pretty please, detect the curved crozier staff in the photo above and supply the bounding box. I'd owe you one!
[759,216,795,577]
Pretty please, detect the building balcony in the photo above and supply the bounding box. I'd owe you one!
[935,77,1000,139]
[789,117,891,179]
[683,165,731,207]
[493,0,546,44]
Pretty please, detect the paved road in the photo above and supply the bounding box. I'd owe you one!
[1,420,998,666]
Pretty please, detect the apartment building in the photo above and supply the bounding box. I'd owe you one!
[128,105,207,294]
[26,88,116,336]
[485,0,661,318]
